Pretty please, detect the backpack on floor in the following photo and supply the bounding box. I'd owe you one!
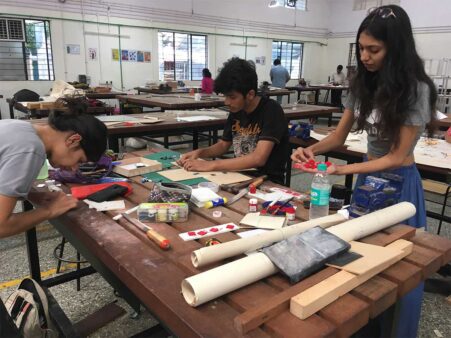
[4,278,56,338]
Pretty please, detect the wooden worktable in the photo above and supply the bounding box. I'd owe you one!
[117,94,225,111]
[85,91,126,100]
[25,148,451,337]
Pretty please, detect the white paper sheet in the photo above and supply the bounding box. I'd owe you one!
[177,115,218,122]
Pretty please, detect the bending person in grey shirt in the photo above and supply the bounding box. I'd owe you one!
[0,97,107,238]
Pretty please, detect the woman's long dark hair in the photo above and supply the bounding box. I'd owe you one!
[351,5,437,147]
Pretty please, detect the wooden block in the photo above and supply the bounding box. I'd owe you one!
[27,102,41,109]
[351,276,397,318]
[290,240,412,320]
[422,179,450,195]
[409,233,451,265]
[319,293,370,338]
[327,241,405,275]
[379,260,422,297]
[113,157,162,177]
[403,244,443,279]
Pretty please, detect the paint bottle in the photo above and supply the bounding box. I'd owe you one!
[204,197,228,209]
[249,198,258,212]
[285,207,296,222]
[168,208,178,222]
[157,208,168,222]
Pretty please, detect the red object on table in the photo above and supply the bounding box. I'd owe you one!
[71,182,132,200]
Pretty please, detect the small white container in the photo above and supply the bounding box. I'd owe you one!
[198,181,219,193]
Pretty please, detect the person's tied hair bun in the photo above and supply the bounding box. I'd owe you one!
[52,96,89,117]
[48,96,107,162]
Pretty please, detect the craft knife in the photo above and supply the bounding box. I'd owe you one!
[121,213,171,250]
[227,187,249,205]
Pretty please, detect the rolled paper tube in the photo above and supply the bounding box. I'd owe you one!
[327,202,416,242]
[192,213,348,268]
[182,202,416,307]
[182,253,278,307]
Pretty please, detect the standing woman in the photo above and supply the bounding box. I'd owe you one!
[291,5,436,337]
[201,68,214,94]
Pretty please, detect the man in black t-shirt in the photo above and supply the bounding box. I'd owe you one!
[178,58,289,184]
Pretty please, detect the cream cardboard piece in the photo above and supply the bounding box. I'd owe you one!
[113,157,162,177]
[158,168,251,185]
[239,212,286,230]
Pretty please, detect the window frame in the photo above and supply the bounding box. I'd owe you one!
[158,31,208,81]
[0,17,54,81]
[271,40,304,80]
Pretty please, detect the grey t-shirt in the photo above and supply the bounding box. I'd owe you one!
[345,81,431,158]
[0,120,46,198]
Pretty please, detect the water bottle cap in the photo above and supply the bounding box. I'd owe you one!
[317,163,327,171]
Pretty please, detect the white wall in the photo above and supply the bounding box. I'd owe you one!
[1,0,450,118]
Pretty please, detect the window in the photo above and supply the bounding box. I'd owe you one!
[271,41,304,79]
[348,43,357,68]
[269,0,307,10]
[0,18,54,81]
[158,31,207,81]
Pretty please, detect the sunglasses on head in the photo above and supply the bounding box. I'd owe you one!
[368,7,397,19]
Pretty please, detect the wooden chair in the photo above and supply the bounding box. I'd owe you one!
[422,179,451,235]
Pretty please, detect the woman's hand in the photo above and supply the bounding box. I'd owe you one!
[291,147,314,163]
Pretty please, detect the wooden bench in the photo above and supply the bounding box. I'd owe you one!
[422,179,451,234]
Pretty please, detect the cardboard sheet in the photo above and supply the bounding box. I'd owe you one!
[158,168,251,185]
[240,213,286,230]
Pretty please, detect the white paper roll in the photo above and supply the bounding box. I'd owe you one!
[327,202,416,242]
[182,253,278,306]
[182,202,416,307]
[192,213,347,268]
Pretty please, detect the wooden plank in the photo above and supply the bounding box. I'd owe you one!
[379,260,422,297]
[403,244,443,279]
[360,225,415,247]
[264,312,336,338]
[409,232,451,265]
[233,267,339,334]
[383,224,416,239]
[327,241,406,275]
[290,240,412,320]
[318,293,370,338]
[350,276,398,318]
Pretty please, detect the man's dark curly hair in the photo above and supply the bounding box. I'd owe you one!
[214,57,258,97]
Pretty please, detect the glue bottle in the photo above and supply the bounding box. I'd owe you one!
[204,197,228,209]
[309,163,331,219]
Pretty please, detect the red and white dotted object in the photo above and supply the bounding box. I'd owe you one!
[292,160,332,170]
[179,223,239,241]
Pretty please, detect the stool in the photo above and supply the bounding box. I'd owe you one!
[53,237,87,291]
[422,179,451,235]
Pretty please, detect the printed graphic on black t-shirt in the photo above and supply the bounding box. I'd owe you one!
[222,97,289,183]
[231,120,261,157]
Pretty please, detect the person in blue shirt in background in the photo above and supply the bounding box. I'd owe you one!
[270,58,290,104]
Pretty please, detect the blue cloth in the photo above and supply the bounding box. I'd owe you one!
[352,161,427,229]
[353,160,426,337]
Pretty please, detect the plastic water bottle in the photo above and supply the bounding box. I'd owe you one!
[309,163,331,219]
